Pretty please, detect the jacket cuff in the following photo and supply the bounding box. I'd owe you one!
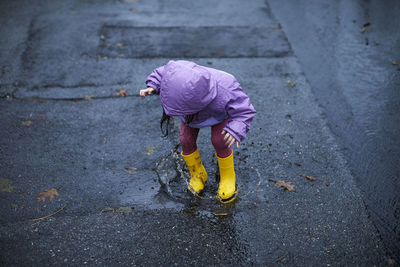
[145,81,160,94]
[223,125,243,142]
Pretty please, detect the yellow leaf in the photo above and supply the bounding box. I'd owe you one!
[392,61,398,65]
[37,188,59,202]
[146,146,157,156]
[84,95,95,101]
[213,211,228,216]
[21,120,32,126]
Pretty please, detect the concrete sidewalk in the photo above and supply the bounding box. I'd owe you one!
[0,0,390,265]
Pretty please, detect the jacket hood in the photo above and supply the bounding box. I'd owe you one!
[160,60,217,116]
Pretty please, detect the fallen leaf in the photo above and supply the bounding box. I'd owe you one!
[37,188,59,202]
[269,179,295,191]
[118,53,125,57]
[305,175,317,181]
[392,61,398,65]
[117,89,127,97]
[213,211,229,216]
[103,137,107,144]
[71,57,76,61]
[0,178,14,192]
[287,80,291,84]
[103,56,108,59]
[299,174,317,181]
[21,120,32,126]
[361,27,366,33]
[146,146,157,156]
[290,82,296,88]
[275,180,295,191]
[116,42,123,47]
[100,35,105,40]
[388,258,395,265]
[100,207,115,213]
[124,167,137,175]
[84,95,95,101]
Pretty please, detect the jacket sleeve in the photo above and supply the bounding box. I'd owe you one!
[223,83,256,142]
[145,65,165,94]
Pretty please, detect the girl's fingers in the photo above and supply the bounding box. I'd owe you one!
[223,132,230,141]
[226,135,232,143]
[140,88,154,98]
[226,136,234,147]
[222,131,239,148]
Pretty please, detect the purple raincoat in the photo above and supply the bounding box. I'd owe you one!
[146,60,256,142]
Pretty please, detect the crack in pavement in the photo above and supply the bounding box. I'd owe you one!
[0,94,140,101]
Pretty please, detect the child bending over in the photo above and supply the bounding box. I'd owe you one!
[140,60,256,203]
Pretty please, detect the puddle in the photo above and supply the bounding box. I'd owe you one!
[154,142,266,212]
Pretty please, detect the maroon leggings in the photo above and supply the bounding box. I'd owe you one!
[180,119,232,158]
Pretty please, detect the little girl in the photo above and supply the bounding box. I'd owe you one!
[140,60,256,203]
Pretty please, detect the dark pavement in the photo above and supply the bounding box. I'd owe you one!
[0,0,397,265]
[270,0,400,260]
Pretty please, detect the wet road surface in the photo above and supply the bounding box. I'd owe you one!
[270,0,400,259]
[0,0,395,265]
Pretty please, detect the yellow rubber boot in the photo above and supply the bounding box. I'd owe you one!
[217,152,237,203]
[181,149,208,194]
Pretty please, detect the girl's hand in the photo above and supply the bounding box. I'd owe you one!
[140,87,155,98]
[221,130,239,148]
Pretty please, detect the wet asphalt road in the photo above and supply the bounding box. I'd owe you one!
[0,0,396,265]
[270,0,400,260]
